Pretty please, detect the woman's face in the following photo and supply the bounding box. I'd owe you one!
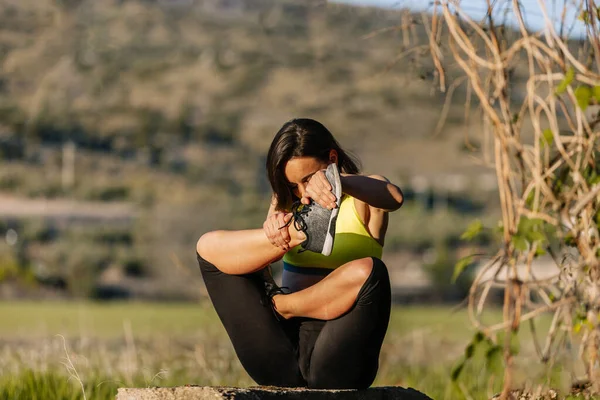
[284,156,330,199]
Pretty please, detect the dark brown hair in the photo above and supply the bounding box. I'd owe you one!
[266,118,360,211]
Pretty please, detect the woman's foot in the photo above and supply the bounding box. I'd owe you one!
[257,267,289,320]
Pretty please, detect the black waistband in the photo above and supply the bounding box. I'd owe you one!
[282,262,333,276]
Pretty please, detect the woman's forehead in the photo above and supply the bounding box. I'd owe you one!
[284,157,325,182]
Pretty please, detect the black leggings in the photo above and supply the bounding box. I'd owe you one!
[197,254,391,389]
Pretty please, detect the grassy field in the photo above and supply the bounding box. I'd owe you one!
[0,301,582,400]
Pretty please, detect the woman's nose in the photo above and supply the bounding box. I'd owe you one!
[297,183,306,197]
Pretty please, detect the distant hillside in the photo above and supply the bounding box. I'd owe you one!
[0,0,506,299]
[0,0,490,194]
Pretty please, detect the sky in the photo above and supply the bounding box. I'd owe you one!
[334,0,590,38]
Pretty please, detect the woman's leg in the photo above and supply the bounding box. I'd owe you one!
[273,257,376,321]
[306,258,391,389]
[197,252,305,387]
[197,227,304,275]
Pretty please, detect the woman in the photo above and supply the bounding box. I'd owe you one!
[196,118,403,389]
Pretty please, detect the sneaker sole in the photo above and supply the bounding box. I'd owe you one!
[322,165,342,256]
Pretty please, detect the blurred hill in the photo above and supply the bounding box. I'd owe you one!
[0,0,500,300]
[0,0,492,191]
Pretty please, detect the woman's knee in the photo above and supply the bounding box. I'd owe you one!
[370,257,390,283]
[346,257,374,288]
[345,257,391,289]
[196,231,224,273]
[354,257,390,306]
[196,230,218,259]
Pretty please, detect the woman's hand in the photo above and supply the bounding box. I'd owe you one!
[301,169,338,210]
[263,212,293,251]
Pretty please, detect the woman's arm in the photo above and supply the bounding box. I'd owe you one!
[340,174,403,212]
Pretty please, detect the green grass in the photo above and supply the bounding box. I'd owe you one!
[0,301,476,339]
[0,301,581,400]
[0,301,222,339]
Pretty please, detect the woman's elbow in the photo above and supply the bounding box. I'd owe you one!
[369,174,404,211]
[386,184,404,211]
[392,186,404,210]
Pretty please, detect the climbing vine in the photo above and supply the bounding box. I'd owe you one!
[420,0,600,397]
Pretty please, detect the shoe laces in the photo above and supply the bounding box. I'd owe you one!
[264,281,288,298]
[280,200,311,233]
[261,281,289,321]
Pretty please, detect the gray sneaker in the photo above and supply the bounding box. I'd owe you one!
[287,163,342,256]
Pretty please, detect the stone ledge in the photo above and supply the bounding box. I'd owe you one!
[116,386,433,400]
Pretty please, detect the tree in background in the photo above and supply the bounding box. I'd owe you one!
[421,0,600,397]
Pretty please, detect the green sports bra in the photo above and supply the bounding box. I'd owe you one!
[282,195,383,275]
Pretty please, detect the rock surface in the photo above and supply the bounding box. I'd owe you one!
[116,386,433,400]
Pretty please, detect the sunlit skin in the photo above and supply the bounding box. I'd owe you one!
[284,155,338,209]
[196,150,404,320]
